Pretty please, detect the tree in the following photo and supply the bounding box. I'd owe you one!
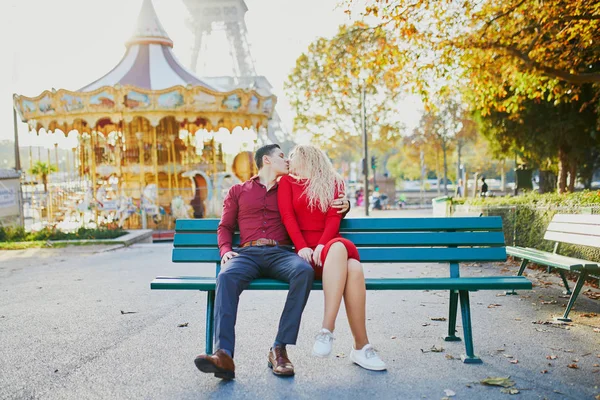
[347,0,600,114]
[29,161,57,193]
[476,85,599,193]
[285,23,408,167]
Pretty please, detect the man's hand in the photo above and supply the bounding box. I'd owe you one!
[312,244,324,267]
[221,251,239,266]
[297,247,314,264]
[331,193,350,214]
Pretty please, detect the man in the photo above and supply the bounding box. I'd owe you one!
[194,144,349,380]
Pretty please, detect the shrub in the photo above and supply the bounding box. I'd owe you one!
[453,190,600,262]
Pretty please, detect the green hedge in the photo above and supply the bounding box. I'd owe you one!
[0,226,127,242]
[453,191,600,263]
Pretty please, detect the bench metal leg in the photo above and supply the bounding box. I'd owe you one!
[205,290,215,355]
[444,290,461,342]
[556,271,588,322]
[458,290,481,364]
[506,259,529,295]
[558,270,572,295]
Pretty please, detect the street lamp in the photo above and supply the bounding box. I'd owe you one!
[359,68,370,216]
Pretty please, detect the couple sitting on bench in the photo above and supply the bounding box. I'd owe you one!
[194,144,386,380]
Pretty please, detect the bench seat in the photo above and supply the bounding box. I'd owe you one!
[507,246,599,272]
[152,276,532,291]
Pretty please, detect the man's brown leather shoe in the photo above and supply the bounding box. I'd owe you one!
[194,349,235,380]
[267,346,295,376]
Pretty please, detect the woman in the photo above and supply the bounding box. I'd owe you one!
[277,145,386,371]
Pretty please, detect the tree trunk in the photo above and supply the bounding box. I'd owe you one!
[442,142,448,196]
[42,174,48,193]
[500,159,506,192]
[557,147,568,194]
[567,163,576,193]
[538,170,556,193]
[435,147,441,195]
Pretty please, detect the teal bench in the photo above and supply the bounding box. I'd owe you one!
[151,216,532,363]
[507,214,600,321]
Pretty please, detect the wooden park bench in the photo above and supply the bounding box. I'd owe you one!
[151,217,531,364]
[507,214,600,321]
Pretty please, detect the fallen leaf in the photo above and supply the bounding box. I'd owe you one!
[422,323,430,327]
[541,300,557,305]
[444,389,456,397]
[445,354,455,360]
[567,364,579,369]
[465,384,472,388]
[514,318,521,321]
[120,310,137,315]
[430,345,445,353]
[500,388,520,395]
[594,328,600,333]
[480,377,515,388]
[488,304,502,308]
[431,317,447,321]
[496,349,506,352]
[580,313,598,318]
[593,364,600,367]
[503,354,514,358]
[572,358,579,362]
[177,323,189,328]
[540,370,548,374]
[546,355,558,360]
[336,352,346,358]
[510,359,519,364]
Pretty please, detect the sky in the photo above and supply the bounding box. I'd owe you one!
[1,0,422,149]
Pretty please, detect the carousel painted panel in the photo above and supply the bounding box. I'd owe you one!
[20,99,37,116]
[60,93,85,112]
[193,92,219,111]
[158,90,184,109]
[124,90,151,110]
[262,98,274,115]
[90,91,116,110]
[38,94,56,115]
[248,95,259,113]
[222,94,242,111]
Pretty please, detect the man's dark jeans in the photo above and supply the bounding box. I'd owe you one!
[213,245,314,356]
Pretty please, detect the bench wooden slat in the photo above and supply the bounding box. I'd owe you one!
[506,246,598,271]
[175,217,504,233]
[173,231,506,248]
[552,214,600,225]
[546,222,600,237]
[173,247,507,263]
[151,276,532,291]
[544,231,600,248]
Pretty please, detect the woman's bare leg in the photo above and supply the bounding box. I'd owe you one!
[321,242,348,332]
[344,259,369,349]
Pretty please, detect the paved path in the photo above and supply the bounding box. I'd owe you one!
[0,237,599,399]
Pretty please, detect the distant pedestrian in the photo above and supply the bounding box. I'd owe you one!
[455,179,464,198]
[480,177,488,197]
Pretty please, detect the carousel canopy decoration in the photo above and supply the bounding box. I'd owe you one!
[12,0,276,134]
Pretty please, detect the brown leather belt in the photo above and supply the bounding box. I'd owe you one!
[240,238,292,248]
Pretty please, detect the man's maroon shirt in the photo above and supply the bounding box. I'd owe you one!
[217,176,290,257]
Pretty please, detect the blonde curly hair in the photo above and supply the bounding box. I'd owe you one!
[288,144,345,213]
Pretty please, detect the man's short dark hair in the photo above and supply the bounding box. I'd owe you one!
[254,144,281,169]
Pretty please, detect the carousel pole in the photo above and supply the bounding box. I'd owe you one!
[136,131,147,229]
[152,125,159,207]
[169,133,179,192]
[54,142,59,172]
[90,130,98,224]
[166,138,173,204]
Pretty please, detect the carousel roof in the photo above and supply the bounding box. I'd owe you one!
[79,0,216,92]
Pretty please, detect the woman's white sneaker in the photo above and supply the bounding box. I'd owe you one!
[312,328,334,357]
[350,344,387,371]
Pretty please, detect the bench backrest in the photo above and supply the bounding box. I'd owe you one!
[172,217,507,267]
[544,214,600,248]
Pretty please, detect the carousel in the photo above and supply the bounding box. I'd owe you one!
[13,0,270,230]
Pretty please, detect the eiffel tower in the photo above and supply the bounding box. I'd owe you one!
[183,0,293,151]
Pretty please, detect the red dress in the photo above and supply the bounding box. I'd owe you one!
[277,175,360,279]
